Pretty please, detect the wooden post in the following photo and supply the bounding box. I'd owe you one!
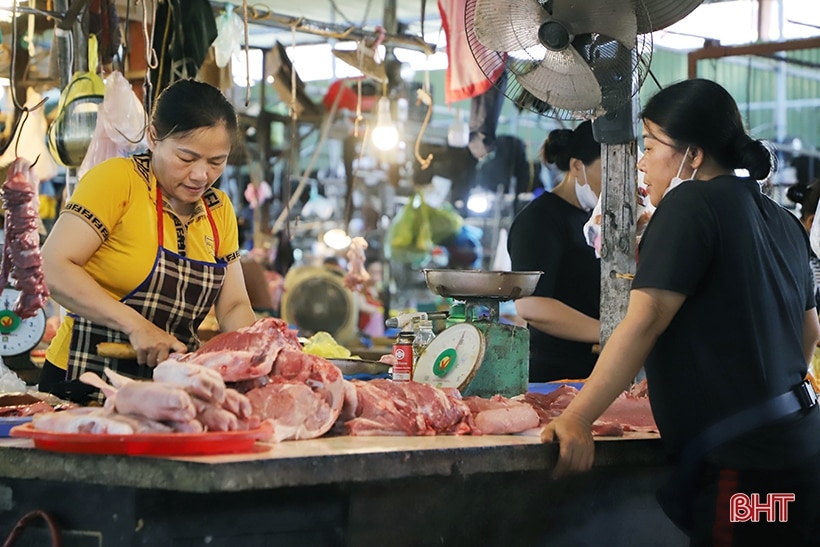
[598,142,638,344]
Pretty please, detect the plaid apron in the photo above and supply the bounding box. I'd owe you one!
[66,185,226,381]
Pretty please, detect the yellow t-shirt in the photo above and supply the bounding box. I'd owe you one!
[46,153,241,369]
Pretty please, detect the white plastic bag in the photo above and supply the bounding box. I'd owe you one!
[78,71,147,179]
[810,197,820,259]
[582,159,653,257]
[213,8,244,68]
[0,357,26,393]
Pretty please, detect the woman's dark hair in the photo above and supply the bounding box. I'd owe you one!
[540,120,600,171]
[640,78,773,180]
[151,79,238,142]
[788,180,820,221]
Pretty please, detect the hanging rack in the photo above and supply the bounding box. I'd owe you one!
[218,5,437,55]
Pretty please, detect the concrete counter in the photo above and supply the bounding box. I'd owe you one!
[0,432,687,546]
[0,432,665,492]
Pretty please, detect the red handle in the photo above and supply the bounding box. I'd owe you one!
[2,510,62,547]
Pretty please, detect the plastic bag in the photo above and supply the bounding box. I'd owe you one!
[811,199,820,259]
[78,70,148,178]
[386,193,434,265]
[213,7,244,68]
[424,201,463,245]
[582,156,653,258]
[0,358,26,393]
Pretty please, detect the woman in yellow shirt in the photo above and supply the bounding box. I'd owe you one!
[39,79,256,402]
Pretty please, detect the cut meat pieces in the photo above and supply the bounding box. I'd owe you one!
[462,395,541,435]
[340,380,472,436]
[177,317,302,382]
[519,383,658,437]
[32,407,175,434]
[246,352,345,442]
[153,360,226,403]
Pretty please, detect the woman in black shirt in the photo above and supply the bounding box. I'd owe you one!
[542,79,820,545]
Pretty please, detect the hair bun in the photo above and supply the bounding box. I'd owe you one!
[733,135,774,180]
[542,129,573,170]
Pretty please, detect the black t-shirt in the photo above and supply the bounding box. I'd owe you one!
[507,192,600,381]
[633,176,820,467]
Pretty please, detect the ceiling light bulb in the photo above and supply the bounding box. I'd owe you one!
[371,97,399,151]
[323,228,351,250]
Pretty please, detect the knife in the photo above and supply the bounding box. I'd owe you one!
[96,342,138,359]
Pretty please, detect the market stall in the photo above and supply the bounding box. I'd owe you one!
[0,431,687,546]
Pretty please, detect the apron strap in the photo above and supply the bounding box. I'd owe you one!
[156,185,165,247]
[205,203,220,257]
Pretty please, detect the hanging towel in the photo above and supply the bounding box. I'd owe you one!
[437,0,506,104]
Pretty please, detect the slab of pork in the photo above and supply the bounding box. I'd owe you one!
[176,317,301,381]
[340,379,472,436]
[245,348,345,442]
[461,395,541,435]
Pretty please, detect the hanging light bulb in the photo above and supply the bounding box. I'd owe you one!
[323,228,351,250]
[371,97,399,151]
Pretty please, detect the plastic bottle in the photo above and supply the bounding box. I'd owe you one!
[412,320,436,370]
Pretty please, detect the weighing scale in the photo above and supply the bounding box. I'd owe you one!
[0,288,47,356]
[413,270,541,398]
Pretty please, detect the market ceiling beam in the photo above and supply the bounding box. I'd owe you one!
[687,36,820,78]
[225,6,437,55]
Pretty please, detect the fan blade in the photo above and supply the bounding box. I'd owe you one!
[639,0,703,33]
[552,0,637,49]
[473,0,546,52]
[516,48,602,112]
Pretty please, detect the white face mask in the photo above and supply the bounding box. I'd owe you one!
[574,164,598,212]
[663,146,698,197]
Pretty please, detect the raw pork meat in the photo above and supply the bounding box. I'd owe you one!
[340,379,472,436]
[176,317,301,381]
[520,383,658,437]
[32,407,174,434]
[0,157,49,318]
[462,395,541,435]
[75,367,260,433]
[245,348,345,442]
[343,236,370,292]
[153,359,227,403]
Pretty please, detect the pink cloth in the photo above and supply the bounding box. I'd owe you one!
[438,0,506,104]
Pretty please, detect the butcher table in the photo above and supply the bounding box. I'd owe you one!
[0,432,688,546]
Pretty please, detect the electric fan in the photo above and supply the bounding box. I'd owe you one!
[466,0,702,120]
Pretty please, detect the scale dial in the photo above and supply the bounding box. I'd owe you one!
[413,323,486,391]
[0,288,47,356]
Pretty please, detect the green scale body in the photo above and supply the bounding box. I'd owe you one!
[462,320,529,398]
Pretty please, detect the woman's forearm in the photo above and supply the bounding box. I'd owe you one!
[515,296,600,343]
[45,260,148,336]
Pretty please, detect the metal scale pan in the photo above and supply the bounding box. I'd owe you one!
[422,269,543,301]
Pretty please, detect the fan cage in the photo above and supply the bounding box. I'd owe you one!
[465,0,653,121]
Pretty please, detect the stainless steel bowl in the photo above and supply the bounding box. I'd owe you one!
[422,269,543,300]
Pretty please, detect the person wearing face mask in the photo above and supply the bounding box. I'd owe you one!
[507,120,602,382]
[38,79,257,402]
[542,79,820,545]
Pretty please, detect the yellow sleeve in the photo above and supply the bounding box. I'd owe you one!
[62,158,136,241]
